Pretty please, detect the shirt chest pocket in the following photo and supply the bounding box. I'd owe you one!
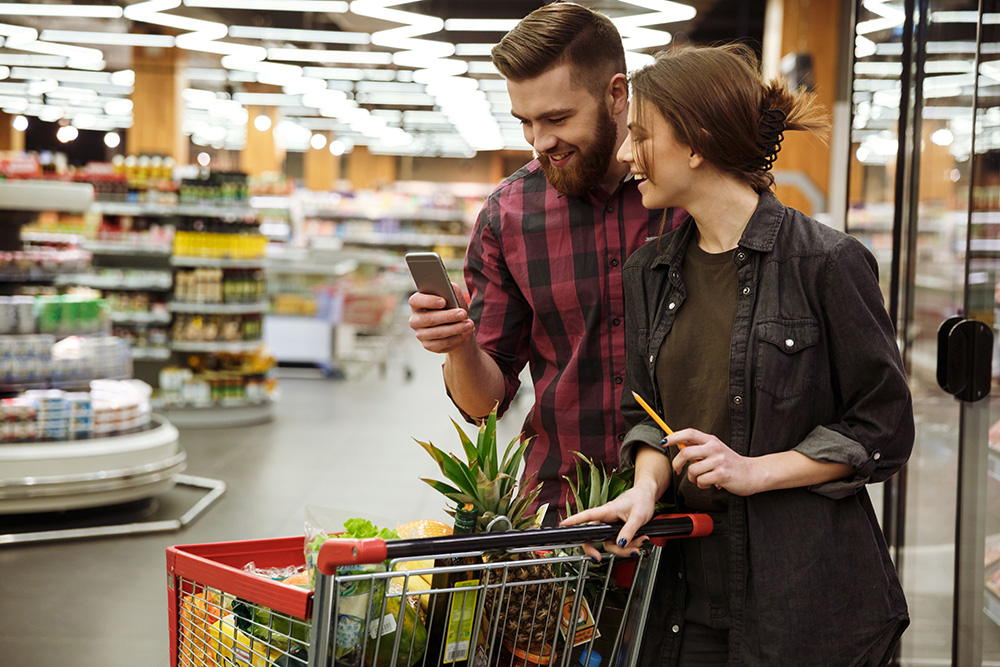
[754,319,825,401]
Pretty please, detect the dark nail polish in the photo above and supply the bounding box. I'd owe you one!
[591,556,600,564]
[617,538,627,548]
[660,437,668,446]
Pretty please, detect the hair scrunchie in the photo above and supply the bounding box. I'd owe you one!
[759,108,787,171]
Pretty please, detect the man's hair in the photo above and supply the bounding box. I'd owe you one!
[491,1,626,99]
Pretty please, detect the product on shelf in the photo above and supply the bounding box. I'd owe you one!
[0,294,109,337]
[174,268,266,304]
[173,227,267,260]
[0,248,92,281]
[171,313,263,343]
[0,380,151,443]
[0,335,132,388]
[157,349,276,407]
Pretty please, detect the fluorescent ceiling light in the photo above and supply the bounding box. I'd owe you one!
[443,19,519,31]
[467,62,499,75]
[930,11,1000,23]
[356,91,436,106]
[0,3,123,17]
[229,26,369,45]
[186,0,347,10]
[455,44,494,57]
[303,67,366,80]
[10,67,115,84]
[356,81,424,93]
[267,48,393,65]
[0,55,65,67]
[38,31,176,48]
[187,68,229,82]
[235,93,303,106]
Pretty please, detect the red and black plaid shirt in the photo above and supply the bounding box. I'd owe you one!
[460,159,685,513]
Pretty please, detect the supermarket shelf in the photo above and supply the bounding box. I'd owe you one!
[0,415,184,515]
[131,347,172,361]
[170,340,264,353]
[92,201,256,219]
[111,311,171,325]
[54,273,173,291]
[20,231,87,245]
[338,232,469,248]
[303,207,467,222]
[83,240,172,256]
[0,180,94,213]
[167,301,269,314]
[0,373,131,393]
[171,256,266,269]
[154,399,274,429]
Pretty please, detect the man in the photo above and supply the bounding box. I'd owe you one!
[409,1,684,516]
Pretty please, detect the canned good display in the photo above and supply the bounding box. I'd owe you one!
[0,334,132,387]
[0,379,152,443]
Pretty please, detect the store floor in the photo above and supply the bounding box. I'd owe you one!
[0,336,988,666]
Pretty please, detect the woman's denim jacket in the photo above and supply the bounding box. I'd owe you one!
[621,191,914,666]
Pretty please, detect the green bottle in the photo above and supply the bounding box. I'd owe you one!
[428,504,481,666]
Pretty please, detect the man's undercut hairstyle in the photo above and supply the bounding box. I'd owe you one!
[491,1,626,99]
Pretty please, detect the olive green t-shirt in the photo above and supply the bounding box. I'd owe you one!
[655,237,737,512]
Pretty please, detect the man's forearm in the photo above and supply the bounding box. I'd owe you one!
[443,338,506,419]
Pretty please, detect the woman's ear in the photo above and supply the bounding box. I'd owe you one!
[689,151,704,169]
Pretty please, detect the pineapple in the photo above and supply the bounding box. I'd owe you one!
[416,406,561,658]
[561,451,635,522]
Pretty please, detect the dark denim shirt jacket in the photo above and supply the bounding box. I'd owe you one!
[620,191,914,666]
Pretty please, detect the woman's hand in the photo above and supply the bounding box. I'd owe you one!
[559,484,659,561]
[668,428,761,496]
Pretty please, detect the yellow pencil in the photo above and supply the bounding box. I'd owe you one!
[631,391,685,448]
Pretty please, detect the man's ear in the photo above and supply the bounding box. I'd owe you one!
[608,72,628,114]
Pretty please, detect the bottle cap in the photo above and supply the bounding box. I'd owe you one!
[576,650,602,667]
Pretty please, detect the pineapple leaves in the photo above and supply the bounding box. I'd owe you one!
[416,404,543,533]
[451,418,479,468]
[559,451,635,521]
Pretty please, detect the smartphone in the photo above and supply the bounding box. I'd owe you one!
[405,251,460,309]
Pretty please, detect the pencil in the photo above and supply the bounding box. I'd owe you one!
[631,391,685,448]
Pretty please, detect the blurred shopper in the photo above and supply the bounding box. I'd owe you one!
[562,44,914,666]
[408,1,683,514]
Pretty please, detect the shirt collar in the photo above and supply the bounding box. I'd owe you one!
[651,189,785,269]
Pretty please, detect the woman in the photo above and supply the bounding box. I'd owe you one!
[562,44,913,666]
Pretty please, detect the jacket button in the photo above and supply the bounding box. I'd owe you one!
[649,355,655,363]
[736,251,746,261]
[733,395,743,404]
[742,286,751,295]
[785,338,794,347]
[668,302,676,310]
[671,625,680,633]
[873,451,881,460]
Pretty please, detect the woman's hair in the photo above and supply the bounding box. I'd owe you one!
[491,1,626,99]
[630,43,830,192]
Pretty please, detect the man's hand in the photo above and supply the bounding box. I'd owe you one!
[408,283,475,354]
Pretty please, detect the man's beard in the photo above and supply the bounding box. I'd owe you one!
[539,104,618,198]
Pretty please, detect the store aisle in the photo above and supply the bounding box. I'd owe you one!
[0,336,529,667]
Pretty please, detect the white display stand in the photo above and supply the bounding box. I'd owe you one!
[0,416,183,514]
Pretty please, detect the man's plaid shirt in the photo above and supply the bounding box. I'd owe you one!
[459,159,685,512]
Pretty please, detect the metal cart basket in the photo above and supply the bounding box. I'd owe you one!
[166,514,712,667]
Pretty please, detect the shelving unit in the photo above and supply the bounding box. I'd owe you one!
[0,180,215,531]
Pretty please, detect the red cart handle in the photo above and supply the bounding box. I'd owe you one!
[316,513,712,575]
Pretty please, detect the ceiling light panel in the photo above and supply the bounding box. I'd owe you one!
[267,48,393,64]
[228,26,370,45]
[38,31,176,48]
[0,3,123,18]
[185,0,348,9]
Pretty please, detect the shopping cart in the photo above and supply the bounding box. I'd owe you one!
[166,514,712,667]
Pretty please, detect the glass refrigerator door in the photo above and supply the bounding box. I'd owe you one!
[849,0,1000,662]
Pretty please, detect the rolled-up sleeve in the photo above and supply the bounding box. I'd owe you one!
[796,237,914,499]
[458,196,531,422]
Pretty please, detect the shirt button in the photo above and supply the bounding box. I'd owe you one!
[668,302,676,310]
[733,395,743,404]
[785,338,794,348]
[742,286,751,295]
[610,258,619,267]
[617,433,625,442]
[606,203,615,213]
[671,625,680,633]
[615,376,623,385]
[613,317,621,326]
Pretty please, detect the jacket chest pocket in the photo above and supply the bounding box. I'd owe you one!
[754,319,824,400]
